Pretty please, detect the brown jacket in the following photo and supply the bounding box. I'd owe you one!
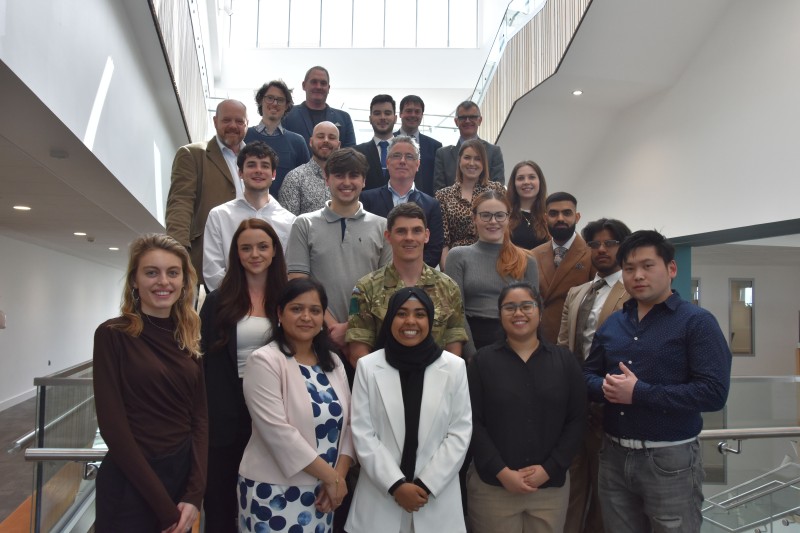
[557,279,630,357]
[530,235,595,343]
[165,138,237,283]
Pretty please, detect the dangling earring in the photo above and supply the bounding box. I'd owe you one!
[132,288,140,304]
[277,320,281,329]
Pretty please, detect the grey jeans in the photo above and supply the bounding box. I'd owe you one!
[598,436,704,533]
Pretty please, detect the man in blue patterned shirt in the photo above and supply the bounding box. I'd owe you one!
[583,230,731,533]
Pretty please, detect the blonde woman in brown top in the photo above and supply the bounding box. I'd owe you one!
[435,139,505,269]
[93,234,207,533]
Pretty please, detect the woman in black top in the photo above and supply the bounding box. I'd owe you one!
[199,218,288,532]
[506,161,550,250]
[467,281,585,533]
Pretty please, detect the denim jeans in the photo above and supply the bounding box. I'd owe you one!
[598,436,705,533]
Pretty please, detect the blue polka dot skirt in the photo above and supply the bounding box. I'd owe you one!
[238,364,343,533]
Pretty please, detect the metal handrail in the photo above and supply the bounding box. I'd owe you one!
[25,448,107,462]
[699,426,800,440]
[8,396,96,454]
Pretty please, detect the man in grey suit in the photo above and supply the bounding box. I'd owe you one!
[557,217,632,533]
[433,100,504,192]
[165,99,248,285]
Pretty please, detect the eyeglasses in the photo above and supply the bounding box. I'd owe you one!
[587,239,621,249]
[476,211,509,222]
[264,95,287,106]
[456,114,481,122]
[500,301,537,314]
[387,152,419,162]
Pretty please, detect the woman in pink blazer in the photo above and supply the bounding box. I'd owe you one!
[238,278,354,532]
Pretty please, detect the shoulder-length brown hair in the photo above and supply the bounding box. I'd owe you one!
[472,190,529,280]
[456,139,490,187]
[507,160,549,241]
[211,218,288,352]
[112,233,201,357]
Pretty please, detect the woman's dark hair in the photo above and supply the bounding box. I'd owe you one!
[211,219,288,352]
[507,160,549,241]
[271,278,336,372]
[497,280,543,312]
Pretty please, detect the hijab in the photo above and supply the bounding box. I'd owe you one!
[377,287,443,482]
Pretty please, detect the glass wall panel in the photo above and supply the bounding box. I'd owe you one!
[321,0,353,47]
[449,0,477,48]
[417,0,448,48]
[352,0,385,48]
[289,0,322,47]
[258,0,290,47]
[229,1,260,48]
[385,0,417,48]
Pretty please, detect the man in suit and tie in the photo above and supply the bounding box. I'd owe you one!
[354,94,397,191]
[531,192,596,343]
[282,66,356,148]
[432,100,505,192]
[359,136,444,268]
[394,95,442,196]
[166,99,248,285]
[557,218,632,533]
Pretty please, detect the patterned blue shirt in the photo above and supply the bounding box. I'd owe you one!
[583,291,731,441]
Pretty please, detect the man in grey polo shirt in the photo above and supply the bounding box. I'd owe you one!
[286,148,392,356]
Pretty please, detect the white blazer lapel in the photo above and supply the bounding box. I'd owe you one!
[417,359,448,452]
[374,365,406,453]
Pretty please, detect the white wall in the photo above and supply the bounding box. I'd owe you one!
[0,0,189,224]
[0,235,124,409]
[692,262,800,376]
[574,1,800,235]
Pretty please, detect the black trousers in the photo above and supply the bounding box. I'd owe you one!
[203,433,249,533]
[95,439,191,533]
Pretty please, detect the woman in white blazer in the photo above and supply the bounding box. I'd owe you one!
[238,278,355,533]
[345,287,472,533]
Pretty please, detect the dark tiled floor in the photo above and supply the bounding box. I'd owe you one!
[0,397,36,523]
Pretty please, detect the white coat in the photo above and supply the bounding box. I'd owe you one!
[345,349,472,533]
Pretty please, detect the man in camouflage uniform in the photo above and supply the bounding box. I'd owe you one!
[347,202,467,364]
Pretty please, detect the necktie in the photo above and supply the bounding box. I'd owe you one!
[554,246,567,268]
[379,140,389,171]
[574,278,607,357]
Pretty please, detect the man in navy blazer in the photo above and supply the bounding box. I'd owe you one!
[359,136,444,268]
[394,95,443,196]
[282,66,356,148]
[354,94,396,191]
[433,100,505,192]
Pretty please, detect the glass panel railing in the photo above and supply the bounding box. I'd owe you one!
[29,361,104,533]
[700,377,800,531]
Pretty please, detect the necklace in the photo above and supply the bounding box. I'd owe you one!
[520,210,532,228]
[144,313,173,333]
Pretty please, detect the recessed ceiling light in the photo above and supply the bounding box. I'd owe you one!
[572,90,583,96]
[13,205,31,211]
[108,247,119,251]
[73,232,87,236]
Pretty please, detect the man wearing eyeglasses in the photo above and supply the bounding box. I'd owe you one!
[354,94,397,190]
[245,80,310,197]
[359,136,444,268]
[531,192,596,344]
[557,218,632,533]
[394,95,443,196]
[432,100,505,192]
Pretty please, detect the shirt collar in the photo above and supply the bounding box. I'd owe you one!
[216,136,245,155]
[255,122,285,135]
[551,232,577,251]
[623,290,681,312]
[322,201,365,222]
[596,270,623,286]
[388,181,415,199]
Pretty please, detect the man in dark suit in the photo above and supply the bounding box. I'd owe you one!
[394,95,442,196]
[557,218,632,533]
[359,136,444,268]
[282,66,356,148]
[354,94,396,190]
[166,99,248,285]
[433,100,505,192]
[530,192,596,343]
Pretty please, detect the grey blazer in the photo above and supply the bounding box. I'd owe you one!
[432,139,505,192]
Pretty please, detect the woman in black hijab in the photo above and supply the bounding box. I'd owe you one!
[345,288,472,533]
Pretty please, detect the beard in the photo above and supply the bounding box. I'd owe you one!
[549,223,576,243]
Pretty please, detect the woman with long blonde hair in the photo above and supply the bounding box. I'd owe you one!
[93,233,207,533]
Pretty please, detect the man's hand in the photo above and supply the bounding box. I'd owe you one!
[393,483,428,512]
[603,362,638,404]
[497,467,538,494]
